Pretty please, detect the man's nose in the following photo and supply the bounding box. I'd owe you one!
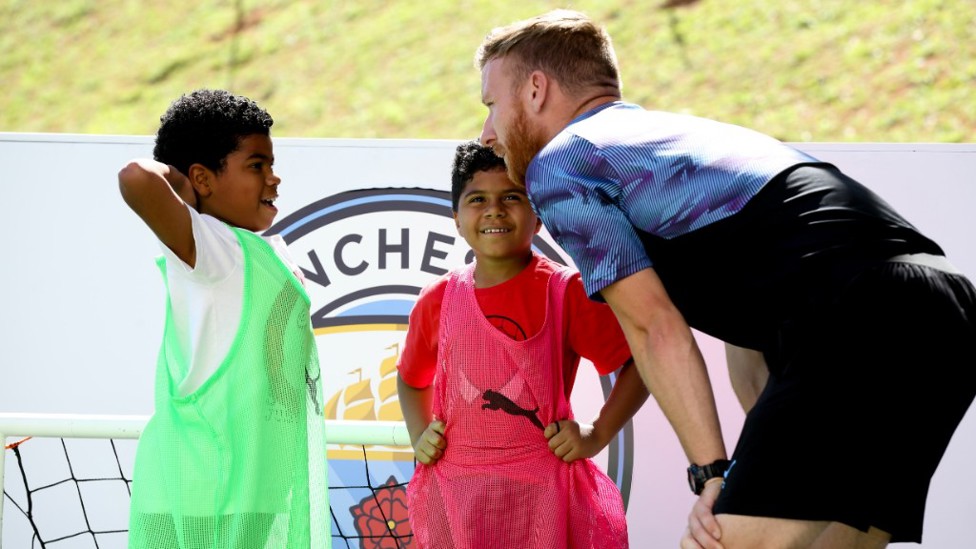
[480,116,496,148]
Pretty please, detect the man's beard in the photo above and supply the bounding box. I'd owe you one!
[502,105,547,188]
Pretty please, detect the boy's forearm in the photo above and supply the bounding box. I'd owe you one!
[118,158,197,265]
[396,373,434,447]
[118,159,194,209]
[590,360,649,449]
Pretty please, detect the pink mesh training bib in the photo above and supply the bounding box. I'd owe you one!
[407,263,628,548]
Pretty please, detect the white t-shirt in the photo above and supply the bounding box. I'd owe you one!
[159,206,305,396]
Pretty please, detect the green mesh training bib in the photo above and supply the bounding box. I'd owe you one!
[129,228,330,549]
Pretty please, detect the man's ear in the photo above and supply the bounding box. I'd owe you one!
[453,211,461,231]
[526,70,549,114]
[187,163,214,198]
[534,217,543,234]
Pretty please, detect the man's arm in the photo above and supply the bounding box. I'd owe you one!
[724,343,769,413]
[546,359,649,461]
[601,268,727,548]
[600,268,726,464]
[118,159,196,266]
[396,374,445,465]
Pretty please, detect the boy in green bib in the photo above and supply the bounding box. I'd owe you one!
[119,89,330,548]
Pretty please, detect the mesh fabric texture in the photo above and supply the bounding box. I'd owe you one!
[407,260,628,548]
[129,228,330,548]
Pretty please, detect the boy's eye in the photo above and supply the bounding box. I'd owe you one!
[504,194,522,201]
[468,196,485,203]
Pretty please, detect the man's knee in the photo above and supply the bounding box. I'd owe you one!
[811,523,890,549]
[715,515,891,549]
[715,514,830,549]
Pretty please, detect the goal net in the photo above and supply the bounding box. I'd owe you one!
[3,367,631,549]
[1,415,415,548]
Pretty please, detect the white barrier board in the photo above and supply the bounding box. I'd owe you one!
[2,133,974,547]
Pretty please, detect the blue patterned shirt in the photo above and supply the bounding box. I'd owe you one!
[526,101,818,299]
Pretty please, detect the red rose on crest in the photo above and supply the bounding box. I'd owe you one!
[350,475,413,548]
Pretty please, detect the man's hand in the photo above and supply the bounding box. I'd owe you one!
[680,478,724,549]
[544,419,601,462]
[412,419,446,465]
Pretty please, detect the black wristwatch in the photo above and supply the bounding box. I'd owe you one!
[687,459,731,495]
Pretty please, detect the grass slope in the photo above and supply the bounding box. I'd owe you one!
[1,0,973,142]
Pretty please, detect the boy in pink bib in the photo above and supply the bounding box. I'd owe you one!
[397,140,649,548]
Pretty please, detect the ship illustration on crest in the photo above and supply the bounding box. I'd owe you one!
[324,343,403,423]
[323,342,412,461]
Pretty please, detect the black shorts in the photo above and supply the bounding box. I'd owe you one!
[712,257,976,543]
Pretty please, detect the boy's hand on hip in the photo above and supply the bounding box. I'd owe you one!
[544,419,600,462]
[413,419,446,465]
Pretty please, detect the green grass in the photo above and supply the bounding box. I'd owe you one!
[2,0,974,142]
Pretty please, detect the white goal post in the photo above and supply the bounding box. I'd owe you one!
[0,412,411,546]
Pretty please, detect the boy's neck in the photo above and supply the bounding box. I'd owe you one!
[472,252,534,289]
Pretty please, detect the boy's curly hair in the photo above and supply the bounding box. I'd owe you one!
[450,140,507,212]
[153,89,273,176]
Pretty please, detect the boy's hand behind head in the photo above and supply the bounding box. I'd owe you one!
[166,166,197,210]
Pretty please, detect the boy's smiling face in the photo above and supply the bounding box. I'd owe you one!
[454,167,542,264]
[195,133,281,231]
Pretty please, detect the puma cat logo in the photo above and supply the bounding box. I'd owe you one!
[481,389,544,430]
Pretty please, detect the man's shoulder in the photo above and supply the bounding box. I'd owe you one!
[531,106,642,175]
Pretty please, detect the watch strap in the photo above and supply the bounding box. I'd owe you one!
[688,459,731,495]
